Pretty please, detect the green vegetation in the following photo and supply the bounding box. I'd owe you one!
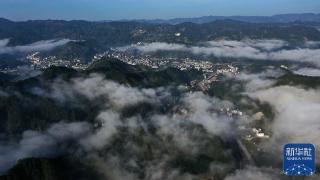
[0,57,202,135]
[275,71,320,88]
[0,54,26,69]
[0,157,101,180]
[88,57,203,87]
[1,19,320,62]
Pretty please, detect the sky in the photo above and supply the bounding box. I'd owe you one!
[0,0,319,21]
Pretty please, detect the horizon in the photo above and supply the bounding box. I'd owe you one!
[0,0,319,21]
[0,12,319,22]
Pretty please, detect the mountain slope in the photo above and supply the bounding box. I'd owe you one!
[139,13,320,24]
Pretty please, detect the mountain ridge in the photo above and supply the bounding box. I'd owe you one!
[109,13,320,24]
[1,13,320,24]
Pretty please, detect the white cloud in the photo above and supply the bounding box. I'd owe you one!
[224,166,281,180]
[130,42,187,53]
[294,67,320,77]
[121,40,320,67]
[248,85,320,164]
[206,39,287,51]
[182,92,236,137]
[250,86,320,145]
[268,48,320,65]
[32,73,163,107]
[235,69,320,166]
[71,73,160,107]
[80,110,121,150]
[0,38,76,54]
[0,39,10,47]
[236,69,282,92]
[10,70,320,178]
[19,73,245,179]
[0,122,92,174]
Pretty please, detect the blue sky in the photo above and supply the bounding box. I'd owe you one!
[0,0,319,21]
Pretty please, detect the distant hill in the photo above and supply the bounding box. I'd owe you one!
[87,57,203,87]
[0,17,319,62]
[135,13,320,24]
[1,18,319,46]
[275,71,320,88]
[0,54,27,68]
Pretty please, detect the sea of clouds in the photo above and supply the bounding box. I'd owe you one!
[119,39,320,67]
[0,38,76,54]
[0,70,318,179]
[1,38,320,179]
[0,73,246,179]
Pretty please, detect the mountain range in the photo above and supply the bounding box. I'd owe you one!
[116,13,320,24]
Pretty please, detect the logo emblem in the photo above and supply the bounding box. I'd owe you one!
[283,143,316,176]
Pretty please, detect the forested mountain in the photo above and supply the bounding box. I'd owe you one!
[1,18,320,47]
[1,13,320,180]
[138,13,320,24]
[1,18,319,63]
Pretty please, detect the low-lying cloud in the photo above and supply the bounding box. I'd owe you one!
[0,38,76,54]
[237,69,320,165]
[294,67,320,77]
[120,39,320,67]
[224,166,281,180]
[0,122,92,174]
[236,69,282,92]
[32,73,164,107]
[2,73,244,179]
[249,86,320,151]
[3,69,320,179]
